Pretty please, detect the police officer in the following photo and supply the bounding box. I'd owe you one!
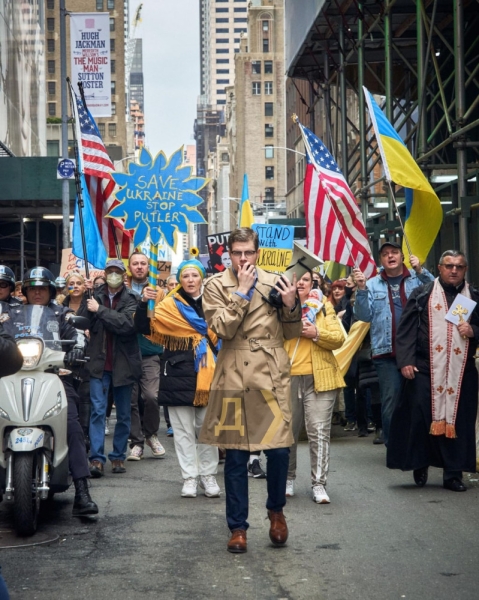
[19,267,98,517]
[0,266,22,307]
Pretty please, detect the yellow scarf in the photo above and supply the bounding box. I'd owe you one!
[149,294,218,407]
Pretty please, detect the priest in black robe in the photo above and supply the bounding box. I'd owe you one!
[387,250,479,491]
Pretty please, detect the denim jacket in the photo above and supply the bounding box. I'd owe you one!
[354,267,434,357]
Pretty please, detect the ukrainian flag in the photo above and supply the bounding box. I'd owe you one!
[239,174,254,228]
[363,87,442,265]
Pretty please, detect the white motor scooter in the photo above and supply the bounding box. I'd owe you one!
[0,305,87,536]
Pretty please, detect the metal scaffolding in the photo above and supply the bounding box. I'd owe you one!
[287,0,479,275]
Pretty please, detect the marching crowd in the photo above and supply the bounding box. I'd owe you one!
[0,227,478,554]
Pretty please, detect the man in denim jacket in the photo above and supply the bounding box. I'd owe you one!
[353,242,434,445]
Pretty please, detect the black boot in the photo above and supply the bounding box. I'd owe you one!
[72,477,99,516]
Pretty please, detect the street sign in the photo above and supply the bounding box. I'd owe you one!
[57,158,76,180]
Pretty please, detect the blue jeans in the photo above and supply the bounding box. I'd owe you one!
[225,447,289,531]
[373,357,402,445]
[89,373,132,463]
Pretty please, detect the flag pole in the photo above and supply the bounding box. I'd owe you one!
[78,82,121,261]
[67,78,91,284]
[386,181,413,256]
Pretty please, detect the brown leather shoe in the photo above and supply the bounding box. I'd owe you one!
[111,459,126,474]
[227,529,247,553]
[268,510,288,546]
[89,460,104,478]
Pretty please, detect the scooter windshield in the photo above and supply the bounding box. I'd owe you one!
[2,305,64,351]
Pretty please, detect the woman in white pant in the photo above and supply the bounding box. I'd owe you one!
[135,259,220,498]
[284,271,346,504]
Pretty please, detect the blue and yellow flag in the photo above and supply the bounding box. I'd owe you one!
[239,174,254,228]
[363,87,442,265]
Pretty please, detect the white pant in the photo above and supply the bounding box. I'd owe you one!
[288,375,337,486]
[168,406,219,480]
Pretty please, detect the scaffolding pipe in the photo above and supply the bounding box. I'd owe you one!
[339,23,348,177]
[454,0,469,262]
[357,2,369,222]
[384,1,394,223]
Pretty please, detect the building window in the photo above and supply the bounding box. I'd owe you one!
[216,59,229,63]
[108,123,117,137]
[216,49,229,54]
[252,82,261,95]
[216,79,229,84]
[109,18,115,31]
[265,60,273,73]
[111,60,116,74]
[265,124,274,137]
[110,39,115,52]
[96,0,103,9]
[216,18,229,22]
[98,123,105,137]
[263,20,270,31]
[234,38,240,43]
[216,69,229,73]
[48,60,55,74]
[107,0,115,8]
[111,80,116,94]
[47,0,54,8]
[265,187,275,202]
[47,39,55,52]
[221,153,229,162]
[47,140,59,156]
[265,145,274,158]
[217,99,226,105]
[234,28,247,33]
[263,39,269,52]
[265,81,273,95]
[234,18,247,22]
[48,103,56,116]
[234,7,247,11]
[265,166,274,180]
[48,81,56,96]
[265,102,273,116]
[252,60,261,74]
[47,18,55,31]
[216,89,227,94]
[216,7,228,12]
[111,102,116,115]
[216,28,229,33]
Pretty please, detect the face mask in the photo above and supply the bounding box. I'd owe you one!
[106,273,123,288]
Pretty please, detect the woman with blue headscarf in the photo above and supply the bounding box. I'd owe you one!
[135,259,221,499]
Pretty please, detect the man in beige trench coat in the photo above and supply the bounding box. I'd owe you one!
[200,228,301,553]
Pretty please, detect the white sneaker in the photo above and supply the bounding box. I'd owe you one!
[199,475,221,498]
[105,418,110,436]
[286,479,295,497]
[126,445,143,461]
[145,434,166,458]
[312,484,330,504]
[181,477,198,498]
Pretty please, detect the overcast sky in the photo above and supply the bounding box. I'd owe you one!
[140,1,200,156]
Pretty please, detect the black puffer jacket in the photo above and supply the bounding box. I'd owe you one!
[87,284,142,386]
[135,288,202,407]
[0,325,23,377]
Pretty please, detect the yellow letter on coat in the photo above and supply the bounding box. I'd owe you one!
[259,390,283,445]
[215,397,245,437]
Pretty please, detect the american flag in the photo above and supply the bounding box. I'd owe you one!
[299,122,377,279]
[71,87,131,258]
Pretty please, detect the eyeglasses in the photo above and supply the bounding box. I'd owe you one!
[231,250,257,258]
[0,282,10,288]
[440,264,466,270]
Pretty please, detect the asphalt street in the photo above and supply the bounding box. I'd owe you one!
[1,419,478,600]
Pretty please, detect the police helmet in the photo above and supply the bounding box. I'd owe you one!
[22,267,57,299]
[55,276,67,289]
[0,265,15,290]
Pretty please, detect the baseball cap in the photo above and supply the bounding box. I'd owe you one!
[105,259,127,272]
[379,241,402,253]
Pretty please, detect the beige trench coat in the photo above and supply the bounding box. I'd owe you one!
[199,267,302,451]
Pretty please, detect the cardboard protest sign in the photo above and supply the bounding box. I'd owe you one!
[206,231,231,274]
[157,261,172,288]
[59,248,105,281]
[252,224,295,273]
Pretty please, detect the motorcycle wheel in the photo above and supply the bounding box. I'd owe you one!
[13,452,42,537]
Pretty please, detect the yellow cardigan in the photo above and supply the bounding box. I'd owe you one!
[284,300,346,393]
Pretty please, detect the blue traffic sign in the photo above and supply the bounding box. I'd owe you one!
[57,158,76,179]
